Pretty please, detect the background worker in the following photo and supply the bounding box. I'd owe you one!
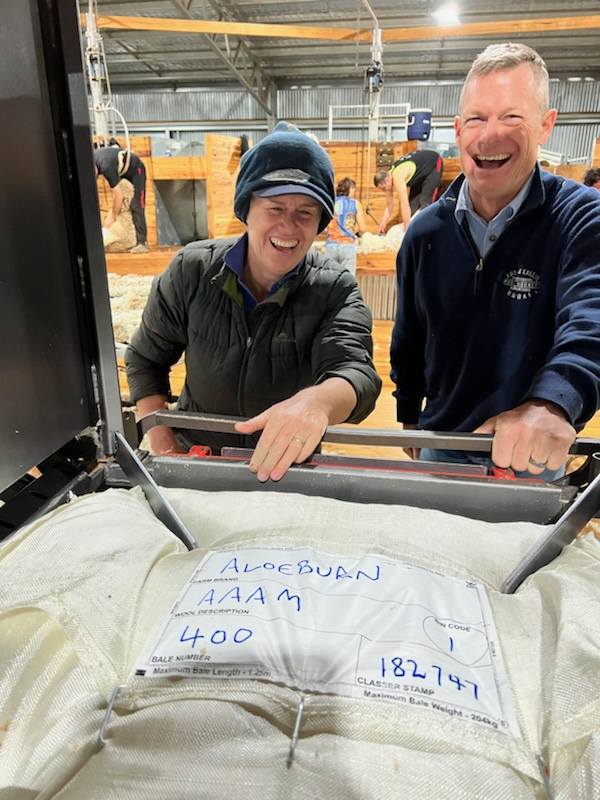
[374,148,443,233]
[390,42,600,479]
[94,144,149,253]
[125,121,381,483]
[583,166,600,191]
[324,177,367,275]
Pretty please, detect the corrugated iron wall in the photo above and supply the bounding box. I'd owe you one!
[357,274,397,321]
[111,79,600,162]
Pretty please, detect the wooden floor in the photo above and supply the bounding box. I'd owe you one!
[118,319,600,460]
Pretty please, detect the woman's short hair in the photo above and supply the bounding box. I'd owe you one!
[336,177,356,196]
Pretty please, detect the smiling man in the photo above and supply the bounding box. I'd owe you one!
[125,122,381,482]
[390,43,600,479]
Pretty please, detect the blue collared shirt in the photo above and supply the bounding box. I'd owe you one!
[455,173,534,258]
[223,234,305,313]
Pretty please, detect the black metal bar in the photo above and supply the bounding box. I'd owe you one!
[501,460,600,593]
[142,456,575,525]
[220,447,489,476]
[136,410,600,459]
[114,432,197,551]
[137,410,496,452]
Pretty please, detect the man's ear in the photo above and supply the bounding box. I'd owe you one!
[538,108,557,146]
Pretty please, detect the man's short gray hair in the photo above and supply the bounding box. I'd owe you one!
[460,42,550,114]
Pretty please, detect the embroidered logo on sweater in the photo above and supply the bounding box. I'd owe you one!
[503,268,540,300]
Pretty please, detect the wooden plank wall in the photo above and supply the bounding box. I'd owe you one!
[152,156,207,180]
[321,140,419,234]
[205,133,247,239]
[541,163,591,181]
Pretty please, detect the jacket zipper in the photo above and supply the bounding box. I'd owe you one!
[460,219,484,296]
[237,333,253,416]
[474,256,484,295]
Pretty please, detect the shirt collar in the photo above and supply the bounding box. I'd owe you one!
[223,233,306,312]
[455,171,535,225]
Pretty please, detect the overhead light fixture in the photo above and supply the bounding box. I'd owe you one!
[433,3,460,25]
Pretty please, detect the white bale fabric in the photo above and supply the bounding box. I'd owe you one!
[0,487,598,799]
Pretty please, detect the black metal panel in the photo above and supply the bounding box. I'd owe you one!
[0,0,122,493]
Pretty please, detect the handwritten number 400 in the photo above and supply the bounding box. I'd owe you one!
[180,625,253,647]
[380,657,479,700]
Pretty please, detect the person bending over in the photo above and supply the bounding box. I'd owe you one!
[374,148,443,233]
[95,144,149,253]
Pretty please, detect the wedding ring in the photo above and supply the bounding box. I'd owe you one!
[293,437,305,447]
[528,456,548,469]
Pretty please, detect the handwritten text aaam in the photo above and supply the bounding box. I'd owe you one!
[217,556,381,583]
[195,585,302,612]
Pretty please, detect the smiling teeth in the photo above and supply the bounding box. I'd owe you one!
[477,154,510,161]
[271,237,298,248]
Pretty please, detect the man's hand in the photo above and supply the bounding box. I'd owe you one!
[234,379,357,482]
[473,399,576,474]
[104,211,116,228]
[401,422,420,460]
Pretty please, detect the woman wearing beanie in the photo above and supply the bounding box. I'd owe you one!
[324,177,367,276]
[125,122,381,482]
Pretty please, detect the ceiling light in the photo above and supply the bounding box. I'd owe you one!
[433,3,460,25]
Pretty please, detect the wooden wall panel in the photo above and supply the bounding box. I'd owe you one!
[357,252,396,273]
[321,141,379,233]
[593,138,600,167]
[151,156,207,180]
[205,133,246,239]
[440,157,460,190]
[321,140,420,233]
[540,163,589,181]
[104,247,393,277]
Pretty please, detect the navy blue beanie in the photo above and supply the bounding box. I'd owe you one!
[234,121,335,233]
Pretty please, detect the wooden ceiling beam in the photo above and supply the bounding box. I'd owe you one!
[82,15,365,42]
[381,16,600,42]
[81,14,600,42]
